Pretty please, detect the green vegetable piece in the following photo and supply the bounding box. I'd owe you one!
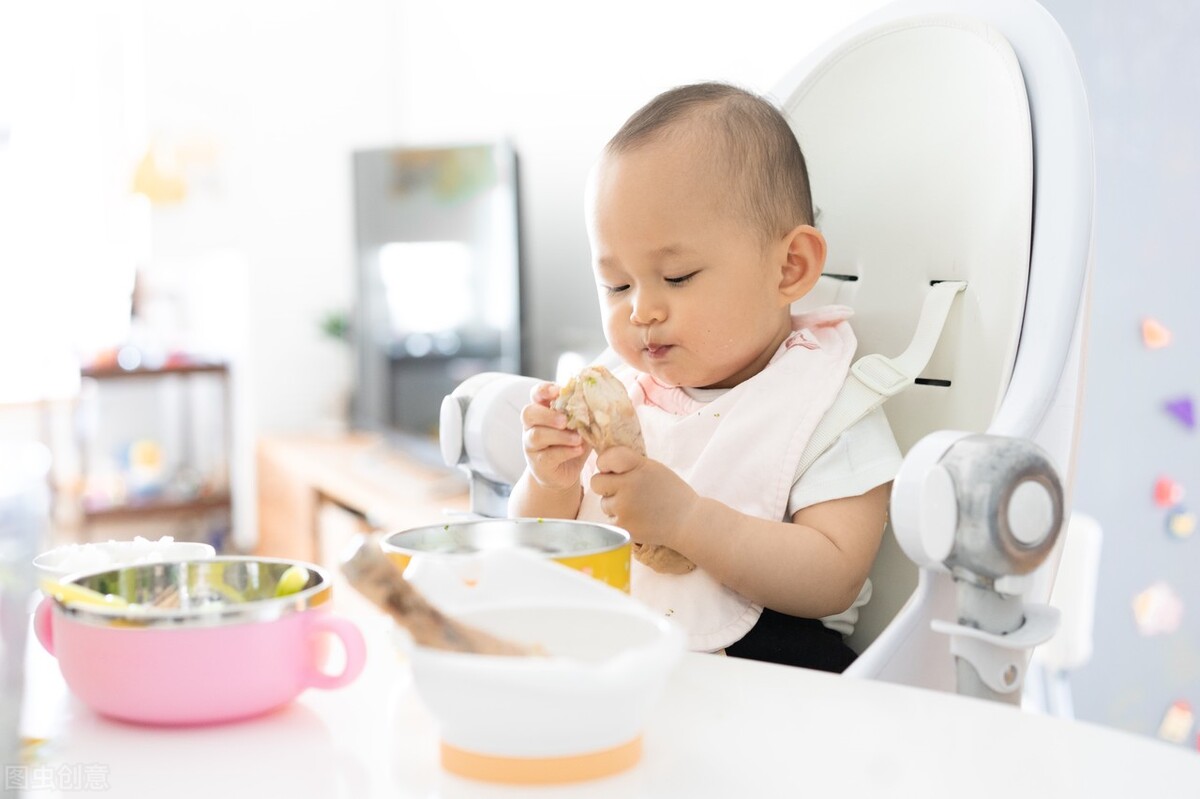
[275,565,310,598]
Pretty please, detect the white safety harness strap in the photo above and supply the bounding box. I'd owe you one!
[794,281,968,480]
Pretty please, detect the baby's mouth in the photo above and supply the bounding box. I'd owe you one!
[645,343,673,359]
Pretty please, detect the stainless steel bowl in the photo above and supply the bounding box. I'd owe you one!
[57,557,331,629]
[383,518,629,557]
[381,519,632,592]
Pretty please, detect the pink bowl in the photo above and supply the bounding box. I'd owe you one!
[34,557,365,726]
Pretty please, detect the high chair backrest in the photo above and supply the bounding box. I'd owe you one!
[775,0,1092,681]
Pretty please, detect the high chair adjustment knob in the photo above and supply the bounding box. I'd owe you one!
[938,434,1064,583]
[893,431,1064,582]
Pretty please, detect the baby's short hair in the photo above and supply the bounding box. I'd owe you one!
[604,82,814,241]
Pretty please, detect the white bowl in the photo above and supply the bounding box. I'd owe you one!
[33,538,216,580]
[408,601,684,784]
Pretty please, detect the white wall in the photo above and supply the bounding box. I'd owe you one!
[138,0,405,432]
[5,0,890,426]
[388,0,891,379]
[3,0,889,547]
[135,0,891,432]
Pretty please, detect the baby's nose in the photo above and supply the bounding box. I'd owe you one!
[629,290,667,325]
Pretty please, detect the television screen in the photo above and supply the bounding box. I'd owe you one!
[351,141,524,464]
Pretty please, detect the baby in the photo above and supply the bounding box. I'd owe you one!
[510,82,901,671]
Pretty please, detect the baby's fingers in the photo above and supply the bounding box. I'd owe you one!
[595,446,643,475]
[524,424,583,454]
[521,399,568,432]
[531,381,562,406]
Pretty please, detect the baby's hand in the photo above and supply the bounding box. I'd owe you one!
[520,382,592,491]
[589,447,699,549]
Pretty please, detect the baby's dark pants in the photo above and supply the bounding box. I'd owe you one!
[725,608,858,672]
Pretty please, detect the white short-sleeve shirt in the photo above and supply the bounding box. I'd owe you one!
[791,407,902,633]
[787,407,902,517]
[676,390,903,635]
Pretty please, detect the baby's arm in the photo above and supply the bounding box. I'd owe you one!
[592,448,889,617]
[508,382,590,520]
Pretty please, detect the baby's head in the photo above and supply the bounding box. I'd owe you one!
[586,82,826,389]
[604,82,814,243]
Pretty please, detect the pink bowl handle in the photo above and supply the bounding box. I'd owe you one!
[33,596,56,657]
[306,614,366,690]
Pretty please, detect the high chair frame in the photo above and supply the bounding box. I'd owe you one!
[438,0,1093,696]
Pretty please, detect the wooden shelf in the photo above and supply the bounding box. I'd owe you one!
[82,492,232,522]
[81,361,229,381]
[72,357,234,536]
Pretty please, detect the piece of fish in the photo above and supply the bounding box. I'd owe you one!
[554,365,696,575]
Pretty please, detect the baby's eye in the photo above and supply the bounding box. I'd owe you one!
[665,271,699,286]
[603,284,630,295]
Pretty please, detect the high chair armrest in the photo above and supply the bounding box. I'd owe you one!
[440,372,541,498]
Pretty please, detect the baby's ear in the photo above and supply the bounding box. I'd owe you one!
[778,224,826,303]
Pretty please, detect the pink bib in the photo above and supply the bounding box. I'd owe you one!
[579,307,857,651]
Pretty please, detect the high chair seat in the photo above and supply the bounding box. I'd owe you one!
[438,0,1093,696]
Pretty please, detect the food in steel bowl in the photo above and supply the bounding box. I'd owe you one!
[381,518,633,592]
[554,365,695,575]
[33,557,365,726]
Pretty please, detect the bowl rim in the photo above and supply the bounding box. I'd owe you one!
[49,556,332,629]
[381,518,631,560]
[405,601,686,673]
[33,540,216,575]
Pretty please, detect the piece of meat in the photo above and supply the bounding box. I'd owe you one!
[554,365,696,575]
[553,365,646,454]
[341,536,537,656]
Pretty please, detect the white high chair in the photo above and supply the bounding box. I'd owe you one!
[438,0,1094,699]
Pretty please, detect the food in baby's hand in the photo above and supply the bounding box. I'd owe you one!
[341,536,538,656]
[554,365,645,454]
[554,365,695,575]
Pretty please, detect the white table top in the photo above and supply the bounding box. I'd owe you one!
[18,590,1200,799]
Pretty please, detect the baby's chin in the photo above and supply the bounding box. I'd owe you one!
[642,363,725,390]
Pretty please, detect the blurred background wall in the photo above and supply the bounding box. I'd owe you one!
[1036,0,1200,746]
